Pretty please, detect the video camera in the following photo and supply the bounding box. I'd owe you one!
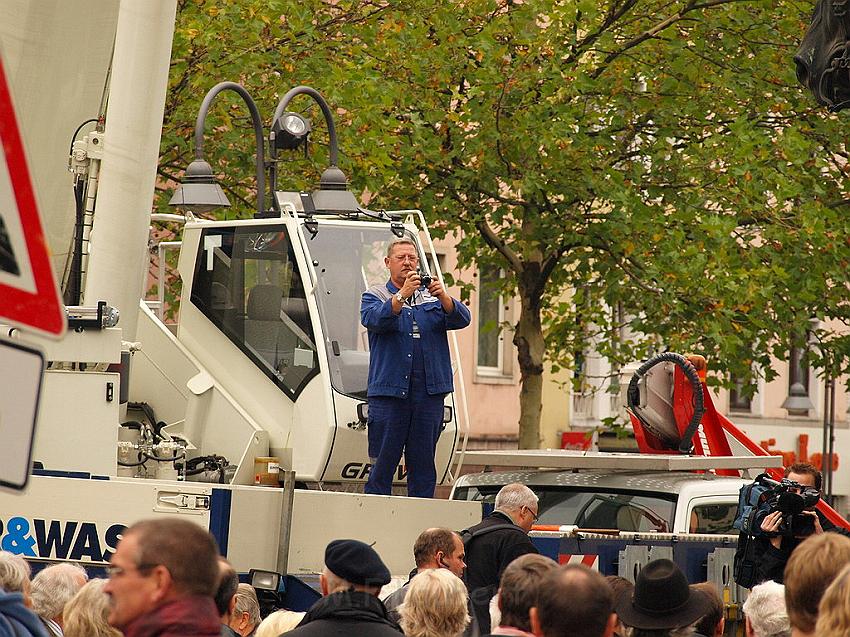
[754,476,820,538]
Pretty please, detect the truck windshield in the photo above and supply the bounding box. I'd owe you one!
[453,486,677,533]
[303,221,422,399]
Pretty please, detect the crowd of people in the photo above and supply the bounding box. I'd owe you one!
[4,481,850,637]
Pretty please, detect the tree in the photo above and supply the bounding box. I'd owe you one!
[160,0,850,448]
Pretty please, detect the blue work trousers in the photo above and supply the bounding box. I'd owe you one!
[365,338,445,497]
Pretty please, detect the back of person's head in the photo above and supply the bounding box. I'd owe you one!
[0,552,31,595]
[494,483,538,512]
[230,583,260,634]
[322,539,391,595]
[784,532,850,634]
[254,609,305,637]
[742,581,790,637]
[815,563,850,637]
[605,575,633,599]
[399,569,469,637]
[533,564,614,637]
[126,518,220,597]
[605,576,633,637]
[63,579,122,637]
[215,557,238,616]
[30,562,88,621]
[413,528,458,569]
[497,554,558,632]
[690,582,723,637]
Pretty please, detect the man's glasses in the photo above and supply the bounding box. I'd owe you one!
[106,563,159,578]
[524,506,540,523]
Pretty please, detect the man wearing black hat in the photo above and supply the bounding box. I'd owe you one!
[286,539,401,637]
[613,559,712,637]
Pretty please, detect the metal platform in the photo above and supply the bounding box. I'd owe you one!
[456,450,783,472]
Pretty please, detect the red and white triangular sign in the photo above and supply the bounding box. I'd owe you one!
[0,53,66,337]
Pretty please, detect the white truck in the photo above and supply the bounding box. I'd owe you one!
[0,1,480,597]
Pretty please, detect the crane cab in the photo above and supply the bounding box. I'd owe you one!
[163,194,464,486]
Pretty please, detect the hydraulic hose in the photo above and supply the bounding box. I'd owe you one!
[627,352,704,454]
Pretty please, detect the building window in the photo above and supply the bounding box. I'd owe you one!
[477,268,506,374]
[729,375,752,413]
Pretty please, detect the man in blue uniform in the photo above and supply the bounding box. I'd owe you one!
[360,238,470,497]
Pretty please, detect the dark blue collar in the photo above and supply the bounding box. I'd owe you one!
[386,279,400,294]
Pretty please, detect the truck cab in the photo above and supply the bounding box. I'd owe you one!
[452,469,746,534]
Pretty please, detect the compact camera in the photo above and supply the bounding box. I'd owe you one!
[417,269,432,288]
[755,477,821,537]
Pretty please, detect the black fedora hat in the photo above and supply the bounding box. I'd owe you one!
[615,559,712,630]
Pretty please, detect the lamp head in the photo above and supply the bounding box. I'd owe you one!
[272,112,311,150]
[168,159,231,213]
[782,381,814,414]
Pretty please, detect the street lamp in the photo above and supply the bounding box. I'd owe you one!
[169,82,266,216]
[269,86,361,214]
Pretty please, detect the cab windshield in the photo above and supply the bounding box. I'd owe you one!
[453,485,677,533]
[304,221,423,399]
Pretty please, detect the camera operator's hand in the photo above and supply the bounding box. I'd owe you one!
[427,280,455,313]
[801,510,824,535]
[761,511,784,549]
[400,271,421,300]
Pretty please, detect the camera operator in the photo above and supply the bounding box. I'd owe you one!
[360,238,470,498]
[755,462,843,584]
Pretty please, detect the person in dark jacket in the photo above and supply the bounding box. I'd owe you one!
[464,484,539,634]
[287,539,401,637]
[360,238,470,498]
[104,518,221,637]
[754,463,848,584]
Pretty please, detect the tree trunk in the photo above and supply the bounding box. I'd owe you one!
[514,283,545,449]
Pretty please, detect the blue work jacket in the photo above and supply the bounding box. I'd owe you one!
[360,280,471,398]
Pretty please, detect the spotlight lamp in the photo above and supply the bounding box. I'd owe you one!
[273,112,311,150]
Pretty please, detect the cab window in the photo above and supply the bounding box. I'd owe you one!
[191,226,319,399]
[688,502,738,534]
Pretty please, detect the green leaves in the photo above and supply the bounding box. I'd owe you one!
[160,0,850,437]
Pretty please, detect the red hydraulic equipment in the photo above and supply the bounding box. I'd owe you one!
[626,352,850,531]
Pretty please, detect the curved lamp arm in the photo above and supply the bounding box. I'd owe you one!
[194,82,266,215]
[272,86,339,166]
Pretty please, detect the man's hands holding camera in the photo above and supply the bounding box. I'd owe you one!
[394,270,454,314]
[760,509,824,548]
[399,270,446,300]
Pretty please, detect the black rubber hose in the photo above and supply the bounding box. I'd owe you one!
[627,352,705,454]
[142,452,185,463]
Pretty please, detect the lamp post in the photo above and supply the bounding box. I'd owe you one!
[269,86,361,214]
[169,82,266,215]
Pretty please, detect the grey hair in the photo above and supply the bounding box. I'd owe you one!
[322,567,353,594]
[742,581,791,637]
[495,483,539,512]
[386,238,416,258]
[0,551,31,594]
[30,562,88,620]
[234,583,261,628]
[254,610,305,637]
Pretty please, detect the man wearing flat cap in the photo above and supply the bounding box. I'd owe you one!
[613,559,712,637]
[286,539,401,636]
